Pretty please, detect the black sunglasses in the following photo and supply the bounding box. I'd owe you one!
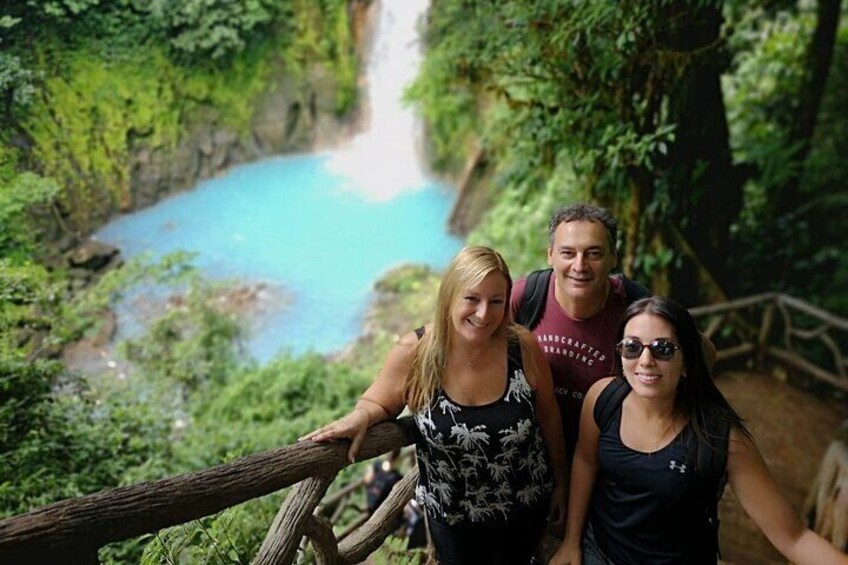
[616,338,680,361]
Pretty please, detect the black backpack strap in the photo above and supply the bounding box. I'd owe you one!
[593,378,631,431]
[698,414,730,485]
[515,268,552,330]
[611,273,652,305]
[696,410,731,559]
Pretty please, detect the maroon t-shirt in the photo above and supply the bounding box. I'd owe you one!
[510,274,628,458]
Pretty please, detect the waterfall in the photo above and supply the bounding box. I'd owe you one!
[327,0,430,200]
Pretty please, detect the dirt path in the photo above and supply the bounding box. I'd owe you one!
[716,370,847,564]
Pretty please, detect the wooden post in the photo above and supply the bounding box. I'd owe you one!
[254,475,335,565]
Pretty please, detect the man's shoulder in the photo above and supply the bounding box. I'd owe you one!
[608,273,652,305]
[510,269,551,303]
[512,274,528,296]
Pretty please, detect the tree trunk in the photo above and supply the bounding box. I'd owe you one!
[662,1,742,304]
[777,0,842,212]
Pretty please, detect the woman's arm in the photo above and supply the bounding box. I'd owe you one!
[300,332,415,462]
[549,377,611,565]
[521,332,568,523]
[727,428,848,565]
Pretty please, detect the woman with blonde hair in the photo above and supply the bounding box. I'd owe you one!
[303,246,567,564]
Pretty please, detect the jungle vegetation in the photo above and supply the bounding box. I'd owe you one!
[1,0,845,563]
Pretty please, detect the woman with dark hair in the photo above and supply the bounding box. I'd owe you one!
[550,296,847,565]
[303,246,567,564]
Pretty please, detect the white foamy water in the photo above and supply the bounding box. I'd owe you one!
[327,0,430,200]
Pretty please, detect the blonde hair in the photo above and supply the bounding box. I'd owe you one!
[405,246,514,411]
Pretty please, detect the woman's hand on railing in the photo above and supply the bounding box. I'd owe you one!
[300,407,371,463]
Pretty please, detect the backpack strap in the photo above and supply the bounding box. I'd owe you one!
[517,270,649,327]
[515,268,552,330]
[611,273,652,305]
[593,378,631,431]
[697,413,730,486]
[697,411,731,559]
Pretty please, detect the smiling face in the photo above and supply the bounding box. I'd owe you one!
[450,271,508,345]
[548,219,618,311]
[620,312,685,401]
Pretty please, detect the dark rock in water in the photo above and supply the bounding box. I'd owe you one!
[66,240,120,271]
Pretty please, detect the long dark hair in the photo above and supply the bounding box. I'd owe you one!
[613,296,749,449]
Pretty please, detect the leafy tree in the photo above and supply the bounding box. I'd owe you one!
[149,0,276,61]
[0,52,35,124]
[724,3,848,313]
[412,0,844,308]
[0,358,172,517]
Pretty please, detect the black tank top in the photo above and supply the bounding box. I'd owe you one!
[589,393,718,564]
[412,337,553,526]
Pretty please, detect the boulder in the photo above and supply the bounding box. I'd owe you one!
[66,240,120,271]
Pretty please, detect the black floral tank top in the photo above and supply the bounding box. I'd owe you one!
[412,336,553,526]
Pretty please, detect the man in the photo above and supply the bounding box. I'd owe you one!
[510,203,647,458]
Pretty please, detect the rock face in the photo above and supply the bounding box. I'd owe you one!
[66,240,121,272]
[129,62,348,212]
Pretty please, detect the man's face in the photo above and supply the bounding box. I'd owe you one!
[547,220,618,303]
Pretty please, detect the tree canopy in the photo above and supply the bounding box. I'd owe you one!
[410,0,846,311]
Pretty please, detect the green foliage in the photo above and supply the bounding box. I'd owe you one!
[409,0,704,287]
[118,278,243,392]
[23,45,183,228]
[4,0,357,232]
[55,251,197,345]
[24,0,102,19]
[181,353,370,463]
[149,0,275,62]
[280,0,358,114]
[371,535,429,565]
[468,157,578,276]
[406,39,479,172]
[0,258,62,359]
[725,7,812,195]
[0,172,60,258]
[0,51,36,117]
[0,358,172,517]
[126,351,372,560]
[724,6,848,314]
[136,497,277,565]
[413,0,846,310]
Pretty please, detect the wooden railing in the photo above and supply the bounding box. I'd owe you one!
[1,293,845,563]
[0,418,418,564]
[690,293,848,393]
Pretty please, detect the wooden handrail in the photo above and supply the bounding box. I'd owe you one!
[689,293,848,393]
[0,417,418,563]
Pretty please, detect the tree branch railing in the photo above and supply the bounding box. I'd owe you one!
[0,418,418,564]
[1,293,845,563]
[690,292,848,393]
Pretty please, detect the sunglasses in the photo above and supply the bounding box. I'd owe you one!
[616,338,680,361]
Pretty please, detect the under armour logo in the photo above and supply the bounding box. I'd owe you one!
[669,460,686,474]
